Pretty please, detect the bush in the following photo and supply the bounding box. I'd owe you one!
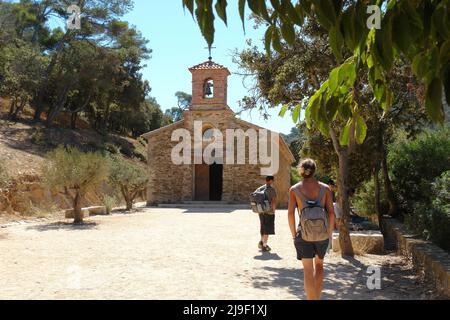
[291,167,301,185]
[389,128,450,215]
[101,195,119,215]
[405,171,450,251]
[0,159,9,188]
[108,156,148,211]
[42,145,109,223]
[353,177,389,217]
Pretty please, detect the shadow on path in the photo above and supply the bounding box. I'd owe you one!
[253,252,283,261]
[26,221,98,232]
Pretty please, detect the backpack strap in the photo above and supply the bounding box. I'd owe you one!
[316,186,326,206]
[292,187,308,210]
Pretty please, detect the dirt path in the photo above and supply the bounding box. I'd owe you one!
[0,208,442,300]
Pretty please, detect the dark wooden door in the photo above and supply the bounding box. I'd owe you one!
[195,164,210,201]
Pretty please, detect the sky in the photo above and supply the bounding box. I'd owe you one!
[123,1,295,135]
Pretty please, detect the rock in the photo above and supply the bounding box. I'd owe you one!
[86,206,108,216]
[332,231,384,255]
[65,208,89,219]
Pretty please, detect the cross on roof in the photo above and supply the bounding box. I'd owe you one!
[204,46,217,61]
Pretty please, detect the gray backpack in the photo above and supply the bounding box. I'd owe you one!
[250,186,271,214]
[293,186,329,242]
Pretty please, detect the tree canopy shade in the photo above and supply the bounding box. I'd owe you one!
[183,0,450,137]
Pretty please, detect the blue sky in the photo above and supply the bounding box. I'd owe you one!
[124,1,295,134]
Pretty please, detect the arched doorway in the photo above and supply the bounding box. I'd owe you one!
[195,163,223,201]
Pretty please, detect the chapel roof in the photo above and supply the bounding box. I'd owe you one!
[189,60,229,71]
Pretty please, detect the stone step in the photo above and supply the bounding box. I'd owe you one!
[157,202,250,209]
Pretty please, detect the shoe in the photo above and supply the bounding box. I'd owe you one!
[262,245,271,252]
[258,241,264,249]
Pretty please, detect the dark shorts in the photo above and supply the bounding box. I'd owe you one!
[259,213,275,235]
[294,229,329,260]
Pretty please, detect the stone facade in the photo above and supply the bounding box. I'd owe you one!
[142,60,294,207]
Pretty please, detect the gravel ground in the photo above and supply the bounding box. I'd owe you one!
[0,208,443,300]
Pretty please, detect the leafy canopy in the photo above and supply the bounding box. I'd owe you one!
[183,0,450,146]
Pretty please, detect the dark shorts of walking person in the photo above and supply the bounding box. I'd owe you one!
[259,213,275,236]
[294,229,329,260]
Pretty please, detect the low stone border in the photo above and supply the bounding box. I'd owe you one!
[332,231,384,255]
[382,218,450,298]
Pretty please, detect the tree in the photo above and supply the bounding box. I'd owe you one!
[165,91,192,122]
[42,146,109,224]
[183,0,449,256]
[109,156,148,211]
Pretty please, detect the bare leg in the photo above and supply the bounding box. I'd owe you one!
[262,235,269,245]
[314,257,324,300]
[301,259,317,300]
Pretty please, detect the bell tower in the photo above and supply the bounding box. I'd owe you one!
[189,60,231,110]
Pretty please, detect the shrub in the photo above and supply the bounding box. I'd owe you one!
[108,156,148,211]
[0,159,9,188]
[30,131,47,146]
[353,177,389,217]
[104,143,120,155]
[101,195,118,215]
[405,171,450,251]
[389,128,450,215]
[291,167,301,185]
[42,145,109,223]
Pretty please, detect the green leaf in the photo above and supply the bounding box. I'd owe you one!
[264,26,273,55]
[306,93,321,128]
[338,61,356,86]
[239,0,246,32]
[329,67,340,92]
[338,101,352,119]
[339,119,352,146]
[329,25,343,62]
[341,6,356,51]
[312,0,336,30]
[272,29,283,53]
[248,0,260,14]
[392,11,412,53]
[215,0,228,26]
[432,3,450,39]
[279,104,288,118]
[182,0,194,16]
[355,115,367,144]
[425,78,445,123]
[325,96,339,121]
[285,0,303,25]
[195,0,216,48]
[292,104,301,123]
[258,0,271,23]
[281,21,295,45]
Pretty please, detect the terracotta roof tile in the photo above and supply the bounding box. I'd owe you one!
[189,60,228,71]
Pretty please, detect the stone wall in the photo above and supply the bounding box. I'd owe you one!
[144,108,294,206]
[383,218,450,298]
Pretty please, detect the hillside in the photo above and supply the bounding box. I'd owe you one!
[0,97,148,224]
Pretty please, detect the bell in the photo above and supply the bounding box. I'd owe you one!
[204,82,213,97]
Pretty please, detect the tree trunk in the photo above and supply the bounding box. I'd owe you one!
[337,148,355,257]
[126,198,133,211]
[373,165,383,233]
[71,112,78,129]
[73,191,83,224]
[380,140,398,218]
[8,97,16,118]
[33,32,71,122]
[12,98,27,120]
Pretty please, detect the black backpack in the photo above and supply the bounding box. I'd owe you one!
[250,186,271,214]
